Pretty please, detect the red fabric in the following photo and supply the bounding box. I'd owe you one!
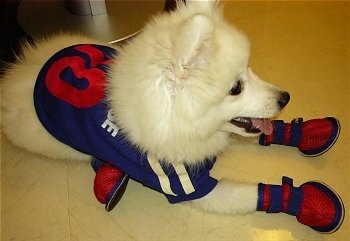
[296,184,336,227]
[260,183,291,212]
[281,182,291,212]
[93,163,124,204]
[261,185,271,211]
[263,131,273,144]
[298,119,332,152]
[263,118,333,151]
[45,45,109,108]
[261,181,337,229]
[283,123,291,145]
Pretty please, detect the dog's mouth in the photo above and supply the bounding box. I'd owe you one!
[230,117,273,135]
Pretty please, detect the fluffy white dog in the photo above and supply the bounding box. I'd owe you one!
[2,1,343,233]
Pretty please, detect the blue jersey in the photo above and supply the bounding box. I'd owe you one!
[34,44,218,203]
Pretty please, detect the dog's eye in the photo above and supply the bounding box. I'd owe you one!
[229,80,243,95]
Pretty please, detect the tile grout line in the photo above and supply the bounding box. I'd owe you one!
[65,160,72,241]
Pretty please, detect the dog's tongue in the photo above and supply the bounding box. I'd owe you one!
[251,119,273,135]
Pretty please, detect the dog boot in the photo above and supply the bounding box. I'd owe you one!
[257,176,344,233]
[259,117,340,157]
[91,158,129,211]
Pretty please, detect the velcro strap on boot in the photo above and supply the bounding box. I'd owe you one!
[282,176,303,216]
[289,118,303,147]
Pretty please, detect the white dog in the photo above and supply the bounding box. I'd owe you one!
[2,1,343,233]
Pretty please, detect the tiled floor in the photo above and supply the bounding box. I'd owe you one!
[1,1,349,240]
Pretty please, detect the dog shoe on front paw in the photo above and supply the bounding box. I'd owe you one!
[257,176,345,233]
[259,117,341,157]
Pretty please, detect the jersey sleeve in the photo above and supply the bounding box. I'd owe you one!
[146,156,218,204]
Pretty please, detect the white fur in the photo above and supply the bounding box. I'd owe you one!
[1,1,287,215]
[108,2,285,165]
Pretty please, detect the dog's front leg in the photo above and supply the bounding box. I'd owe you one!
[191,179,258,215]
[191,177,345,234]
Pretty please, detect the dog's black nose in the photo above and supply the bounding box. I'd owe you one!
[278,91,290,108]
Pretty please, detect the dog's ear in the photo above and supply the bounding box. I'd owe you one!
[174,14,214,71]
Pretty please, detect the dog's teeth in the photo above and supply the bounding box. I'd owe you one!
[234,117,248,123]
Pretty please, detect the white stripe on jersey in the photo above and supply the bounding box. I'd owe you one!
[173,163,195,195]
[147,155,177,196]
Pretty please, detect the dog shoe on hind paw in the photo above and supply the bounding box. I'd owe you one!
[92,159,129,211]
[259,117,341,157]
[257,176,345,233]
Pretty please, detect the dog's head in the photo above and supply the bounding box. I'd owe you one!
[110,1,289,163]
[221,68,290,137]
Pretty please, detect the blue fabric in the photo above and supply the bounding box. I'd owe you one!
[91,157,106,173]
[256,183,265,211]
[267,185,283,213]
[289,118,303,146]
[33,44,218,204]
[282,177,303,216]
[272,120,285,144]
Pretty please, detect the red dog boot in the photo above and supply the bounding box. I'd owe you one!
[91,158,129,211]
[257,176,344,233]
[259,117,341,157]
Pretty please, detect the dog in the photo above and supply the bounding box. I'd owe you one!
[2,0,292,220]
